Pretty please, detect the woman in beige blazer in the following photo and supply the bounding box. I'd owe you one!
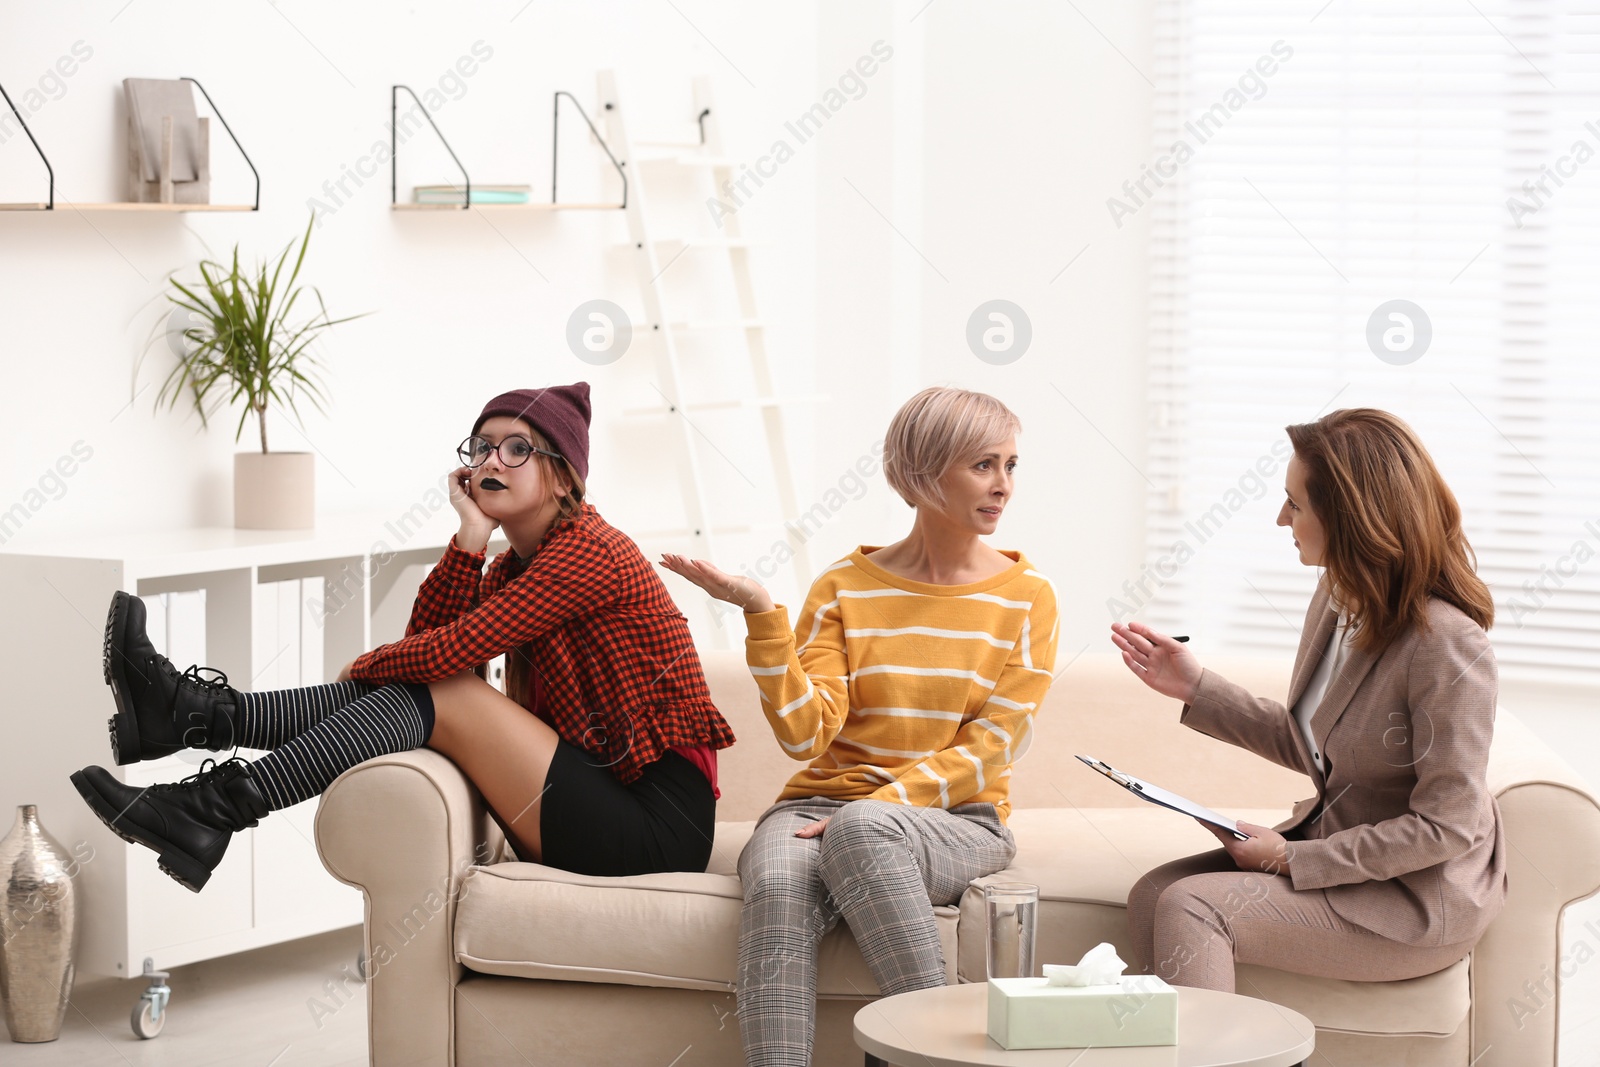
[1110,408,1506,991]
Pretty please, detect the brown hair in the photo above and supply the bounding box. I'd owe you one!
[1286,408,1493,653]
[884,387,1022,510]
[499,423,586,705]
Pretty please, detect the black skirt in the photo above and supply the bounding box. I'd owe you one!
[529,740,717,877]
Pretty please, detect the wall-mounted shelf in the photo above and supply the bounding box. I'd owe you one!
[391,202,618,213]
[0,202,257,212]
[389,85,627,212]
[0,75,259,212]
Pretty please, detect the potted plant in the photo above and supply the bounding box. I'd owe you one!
[144,214,366,529]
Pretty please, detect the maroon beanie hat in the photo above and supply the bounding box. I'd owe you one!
[471,382,592,484]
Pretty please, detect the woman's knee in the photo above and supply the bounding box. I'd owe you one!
[818,799,905,851]
[1150,876,1236,950]
[739,859,823,908]
[739,830,822,902]
[816,803,917,899]
[427,669,483,701]
[1129,853,1237,927]
[1127,869,1168,927]
[426,670,500,734]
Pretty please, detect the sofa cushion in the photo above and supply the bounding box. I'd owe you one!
[453,820,958,996]
[955,808,1472,1037]
[1233,958,1470,1037]
[458,802,1470,1035]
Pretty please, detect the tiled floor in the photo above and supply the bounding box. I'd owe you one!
[4,900,1598,1065]
[1,926,368,1066]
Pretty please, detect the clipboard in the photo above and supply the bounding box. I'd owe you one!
[1076,755,1249,841]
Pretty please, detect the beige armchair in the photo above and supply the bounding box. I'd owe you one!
[316,652,1600,1066]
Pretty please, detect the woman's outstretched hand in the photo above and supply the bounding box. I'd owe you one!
[1109,621,1202,704]
[657,553,776,614]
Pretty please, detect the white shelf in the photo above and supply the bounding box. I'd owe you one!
[632,520,792,540]
[392,202,619,212]
[665,318,766,332]
[644,236,760,251]
[0,515,506,978]
[631,152,739,168]
[0,203,257,212]
[622,393,826,417]
[2,512,470,575]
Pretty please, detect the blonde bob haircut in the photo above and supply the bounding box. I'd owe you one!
[883,387,1022,511]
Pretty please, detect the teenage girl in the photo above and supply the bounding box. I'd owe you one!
[73,382,736,891]
[661,386,1060,1067]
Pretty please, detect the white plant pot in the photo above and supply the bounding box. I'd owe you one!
[234,451,315,530]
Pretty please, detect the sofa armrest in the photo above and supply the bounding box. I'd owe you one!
[1473,712,1600,1067]
[315,749,501,1067]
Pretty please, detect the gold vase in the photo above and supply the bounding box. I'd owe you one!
[0,805,79,1042]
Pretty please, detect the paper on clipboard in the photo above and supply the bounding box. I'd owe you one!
[1076,755,1249,841]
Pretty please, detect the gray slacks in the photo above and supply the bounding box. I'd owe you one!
[735,796,1015,1067]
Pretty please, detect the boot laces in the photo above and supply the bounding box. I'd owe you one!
[148,756,251,794]
[154,657,231,692]
[161,662,241,755]
[178,663,232,691]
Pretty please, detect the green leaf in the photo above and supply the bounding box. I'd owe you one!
[146,211,368,452]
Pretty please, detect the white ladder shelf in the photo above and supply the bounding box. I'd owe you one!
[598,70,818,643]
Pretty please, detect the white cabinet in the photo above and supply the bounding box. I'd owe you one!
[0,515,504,978]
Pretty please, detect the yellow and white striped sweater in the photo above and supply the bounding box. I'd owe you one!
[742,546,1060,823]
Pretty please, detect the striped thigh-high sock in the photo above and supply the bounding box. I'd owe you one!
[237,682,379,750]
[244,682,436,811]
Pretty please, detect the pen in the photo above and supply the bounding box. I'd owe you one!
[1172,635,1189,643]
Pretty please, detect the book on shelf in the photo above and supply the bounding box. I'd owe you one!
[412,184,533,206]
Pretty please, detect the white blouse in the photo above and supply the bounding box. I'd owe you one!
[1291,611,1350,774]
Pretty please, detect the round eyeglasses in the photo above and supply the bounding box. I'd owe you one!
[457,435,564,469]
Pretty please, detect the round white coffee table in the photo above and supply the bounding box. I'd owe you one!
[854,983,1314,1067]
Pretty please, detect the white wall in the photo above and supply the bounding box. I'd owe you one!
[0,0,1158,659]
[809,0,1156,662]
[0,0,821,642]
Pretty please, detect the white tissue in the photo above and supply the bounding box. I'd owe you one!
[1041,942,1126,987]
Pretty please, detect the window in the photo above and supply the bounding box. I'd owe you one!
[1139,2,1600,685]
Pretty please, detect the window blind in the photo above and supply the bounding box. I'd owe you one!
[1139,2,1600,687]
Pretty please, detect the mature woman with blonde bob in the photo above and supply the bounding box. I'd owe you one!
[1112,408,1506,991]
[663,386,1060,1067]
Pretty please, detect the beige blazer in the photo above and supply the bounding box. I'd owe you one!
[1181,582,1508,948]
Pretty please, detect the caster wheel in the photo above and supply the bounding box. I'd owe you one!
[132,996,164,1039]
[131,956,171,1039]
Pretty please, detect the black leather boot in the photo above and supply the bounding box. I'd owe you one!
[103,590,240,765]
[70,757,268,892]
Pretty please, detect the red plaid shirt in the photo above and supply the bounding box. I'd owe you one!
[348,503,736,783]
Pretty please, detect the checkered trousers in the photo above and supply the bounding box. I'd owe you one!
[734,797,1014,1067]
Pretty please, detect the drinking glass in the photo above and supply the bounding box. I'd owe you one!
[984,882,1039,980]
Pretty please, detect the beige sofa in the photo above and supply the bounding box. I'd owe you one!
[316,652,1600,1066]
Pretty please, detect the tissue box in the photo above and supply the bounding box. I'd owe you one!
[986,975,1179,1050]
